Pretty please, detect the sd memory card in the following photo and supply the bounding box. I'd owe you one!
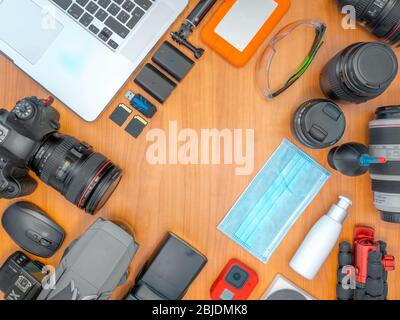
[125,115,148,138]
[109,103,132,126]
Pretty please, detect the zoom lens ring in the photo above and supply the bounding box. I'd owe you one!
[85,165,121,214]
[374,0,400,37]
[388,23,400,44]
[375,105,400,118]
[381,212,400,223]
[368,0,394,30]
[38,136,77,185]
[320,54,349,101]
[329,66,361,102]
[65,152,107,206]
[382,1,400,38]
[321,45,369,103]
[355,0,375,18]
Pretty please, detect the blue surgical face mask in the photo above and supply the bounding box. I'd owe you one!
[218,139,331,263]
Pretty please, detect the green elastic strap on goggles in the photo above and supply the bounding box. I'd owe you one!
[257,20,327,100]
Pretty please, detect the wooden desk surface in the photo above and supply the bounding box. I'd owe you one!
[1,0,400,300]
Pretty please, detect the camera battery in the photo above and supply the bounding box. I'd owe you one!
[134,64,177,104]
[152,41,194,82]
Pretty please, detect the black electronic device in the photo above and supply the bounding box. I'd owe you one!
[171,0,217,59]
[0,251,46,300]
[125,232,207,300]
[2,202,65,258]
[152,42,194,81]
[0,96,122,214]
[134,64,177,104]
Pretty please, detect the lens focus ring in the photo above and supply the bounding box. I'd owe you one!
[65,152,107,205]
[355,0,375,18]
[382,1,400,39]
[39,136,77,184]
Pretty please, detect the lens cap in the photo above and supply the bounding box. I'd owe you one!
[348,43,398,94]
[292,99,346,149]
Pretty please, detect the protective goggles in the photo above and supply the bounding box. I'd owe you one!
[257,20,327,100]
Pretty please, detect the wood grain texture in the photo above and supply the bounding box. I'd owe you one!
[0,0,400,300]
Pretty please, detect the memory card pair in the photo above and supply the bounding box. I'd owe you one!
[109,103,148,139]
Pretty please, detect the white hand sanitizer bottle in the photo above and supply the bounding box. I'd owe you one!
[289,196,352,280]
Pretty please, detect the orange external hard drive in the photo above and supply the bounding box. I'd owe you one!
[201,0,290,67]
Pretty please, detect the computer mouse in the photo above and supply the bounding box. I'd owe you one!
[1,202,65,258]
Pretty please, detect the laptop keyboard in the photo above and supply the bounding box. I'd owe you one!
[50,0,156,50]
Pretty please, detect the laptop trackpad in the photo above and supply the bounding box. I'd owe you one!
[0,0,63,64]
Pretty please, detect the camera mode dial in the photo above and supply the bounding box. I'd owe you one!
[14,100,35,120]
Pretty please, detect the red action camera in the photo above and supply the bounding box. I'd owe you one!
[210,259,258,300]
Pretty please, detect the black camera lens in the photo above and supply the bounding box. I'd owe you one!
[225,266,249,289]
[320,42,398,104]
[233,273,241,280]
[30,134,122,214]
[336,0,400,46]
[292,99,346,149]
[369,106,400,223]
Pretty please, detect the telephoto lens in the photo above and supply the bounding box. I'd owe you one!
[30,134,122,215]
[336,0,400,46]
[369,106,400,223]
[320,42,398,104]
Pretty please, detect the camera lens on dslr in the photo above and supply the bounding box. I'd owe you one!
[30,134,122,214]
[320,42,398,104]
[336,0,400,46]
[369,106,400,223]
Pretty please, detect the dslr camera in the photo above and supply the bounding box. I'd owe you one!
[0,97,121,214]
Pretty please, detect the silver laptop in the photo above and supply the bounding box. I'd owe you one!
[0,0,188,121]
